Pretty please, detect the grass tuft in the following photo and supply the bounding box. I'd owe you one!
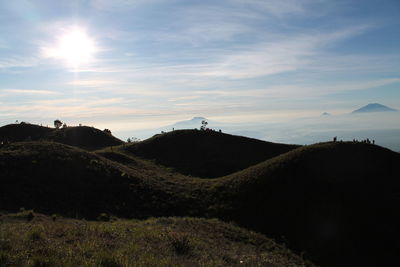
[96,253,123,267]
[27,230,45,242]
[31,255,56,267]
[167,231,192,255]
[98,213,111,222]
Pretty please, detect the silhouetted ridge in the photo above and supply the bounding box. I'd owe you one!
[124,129,300,178]
[0,123,123,150]
[0,123,53,142]
[48,126,123,150]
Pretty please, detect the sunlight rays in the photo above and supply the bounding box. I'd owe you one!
[42,26,98,69]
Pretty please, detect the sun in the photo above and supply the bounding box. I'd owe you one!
[44,27,97,68]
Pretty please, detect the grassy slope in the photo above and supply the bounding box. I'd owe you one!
[123,129,299,178]
[48,126,124,150]
[0,212,313,267]
[2,131,400,266]
[0,141,211,219]
[212,142,400,267]
[0,123,123,150]
[0,123,53,141]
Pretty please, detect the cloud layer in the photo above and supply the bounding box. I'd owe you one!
[1,0,400,140]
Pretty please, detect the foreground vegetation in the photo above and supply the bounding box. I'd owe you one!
[0,211,312,266]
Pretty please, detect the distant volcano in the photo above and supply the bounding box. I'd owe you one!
[352,103,397,113]
[157,117,210,132]
[190,117,206,121]
[173,117,207,127]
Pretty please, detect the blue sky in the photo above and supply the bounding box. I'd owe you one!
[1,0,399,136]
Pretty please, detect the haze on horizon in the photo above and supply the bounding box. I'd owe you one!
[1,0,399,147]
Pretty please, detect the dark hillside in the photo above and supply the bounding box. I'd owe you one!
[0,123,124,150]
[213,142,400,267]
[0,142,204,218]
[2,138,400,266]
[0,123,53,142]
[48,126,124,150]
[124,129,299,178]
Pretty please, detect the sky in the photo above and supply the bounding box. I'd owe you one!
[1,0,400,142]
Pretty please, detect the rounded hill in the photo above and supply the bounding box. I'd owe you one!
[0,123,123,150]
[0,123,53,142]
[48,126,123,150]
[214,141,400,267]
[0,141,212,219]
[0,142,138,217]
[123,129,300,178]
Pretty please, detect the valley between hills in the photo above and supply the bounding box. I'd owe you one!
[1,123,399,266]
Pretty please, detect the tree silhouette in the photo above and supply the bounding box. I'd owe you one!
[54,120,62,129]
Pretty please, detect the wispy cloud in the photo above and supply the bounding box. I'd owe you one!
[168,95,202,102]
[83,23,372,82]
[0,57,39,69]
[67,80,122,88]
[194,26,370,79]
[31,97,126,108]
[2,89,57,95]
[229,0,310,17]
[158,21,251,45]
[194,78,400,99]
[1,0,399,136]
[319,78,400,93]
[90,0,165,10]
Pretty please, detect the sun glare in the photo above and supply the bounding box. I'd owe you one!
[44,27,97,68]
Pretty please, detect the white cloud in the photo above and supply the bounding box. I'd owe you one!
[0,57,39,69]
[192,78,400,100]
[67,80,122,88]
[263,78,400,98]
[196,26,370,79]
[319,78,400,93]
[2,89,57,95]
[158,22,251,45]
[230,0,309,16]
[168,95,201,102]
[90,0,165,10]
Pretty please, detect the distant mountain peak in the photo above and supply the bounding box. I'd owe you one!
[191,117,206,121]
[352,103,397,113]
[321,112,331,116]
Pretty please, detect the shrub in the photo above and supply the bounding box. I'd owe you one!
[27,210,35,221]
[167,232,192,255]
